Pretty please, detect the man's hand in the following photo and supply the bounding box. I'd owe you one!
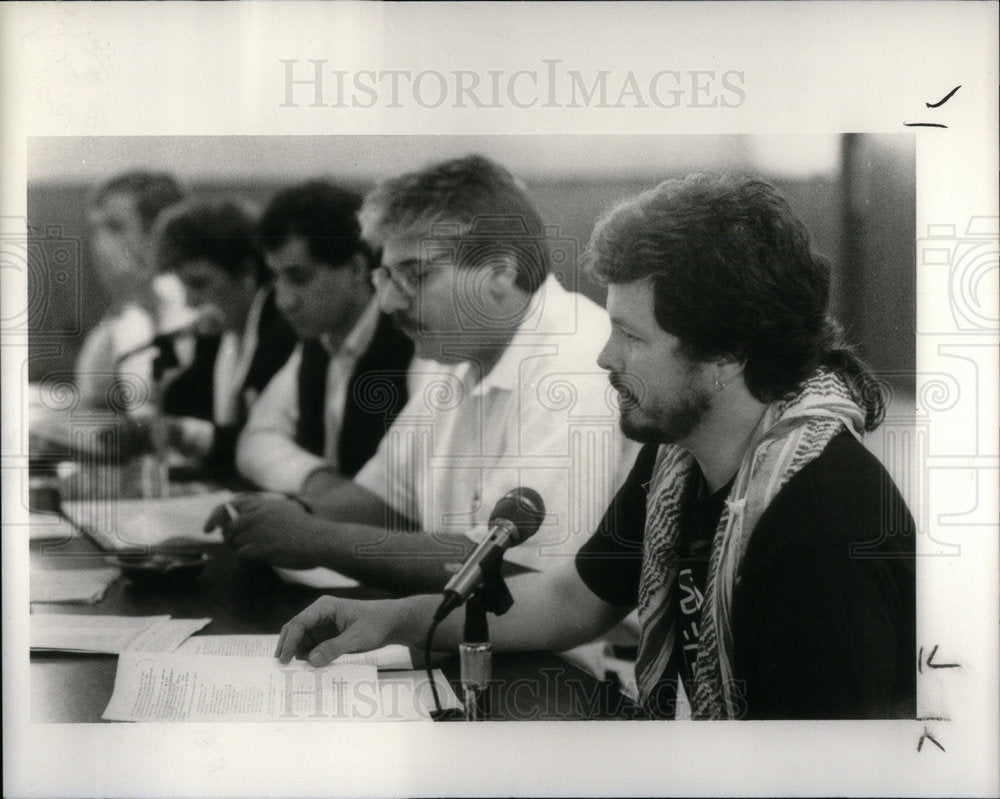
[275,595,430,666]
[203,493,321,569]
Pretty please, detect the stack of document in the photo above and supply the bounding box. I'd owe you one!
[28,512,80,543]
[101,634,458,722]
[30,613,211,654]
[30,566,121,604]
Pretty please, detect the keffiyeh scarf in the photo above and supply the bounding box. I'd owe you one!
[634,369,867,719]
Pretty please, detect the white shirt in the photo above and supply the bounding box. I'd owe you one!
[237,299,413,493]
[75,274,195,413]
[355,274,641,572]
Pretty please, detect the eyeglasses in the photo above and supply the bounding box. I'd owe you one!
[371,259,452,301]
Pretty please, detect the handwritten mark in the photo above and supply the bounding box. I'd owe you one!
[926,644,960,669]
[904,123,948,128]
[917,728,946,753]
[926,85,961,108]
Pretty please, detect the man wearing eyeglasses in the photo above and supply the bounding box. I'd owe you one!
[207,155,639,592]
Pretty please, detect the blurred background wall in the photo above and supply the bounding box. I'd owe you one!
[26,134,915,391]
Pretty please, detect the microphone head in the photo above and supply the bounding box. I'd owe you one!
[489,487,545,545]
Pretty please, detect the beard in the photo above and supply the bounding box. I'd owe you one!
[611,371,712,445]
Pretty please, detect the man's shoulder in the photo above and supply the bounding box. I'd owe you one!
[753,430,915,552]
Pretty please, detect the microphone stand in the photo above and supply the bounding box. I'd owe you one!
[459,559,514,721]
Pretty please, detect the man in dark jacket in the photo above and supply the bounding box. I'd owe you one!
[236,180,415,494]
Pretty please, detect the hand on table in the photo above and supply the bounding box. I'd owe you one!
[203,492,321,569]
[276,595,423,666]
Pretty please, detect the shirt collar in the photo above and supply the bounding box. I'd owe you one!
[469,273,568,397]
[241,288,267,342]
[320,297,381,359]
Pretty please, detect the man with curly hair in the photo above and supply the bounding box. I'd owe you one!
[274,174,915,720]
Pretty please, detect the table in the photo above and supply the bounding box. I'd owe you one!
[30,528,633,722]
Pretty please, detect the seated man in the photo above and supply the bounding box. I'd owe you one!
[152,197,297,473]
[275,174,916,720]
[236,179,416,494]
[208,155,639,591]
[75,170,190,413]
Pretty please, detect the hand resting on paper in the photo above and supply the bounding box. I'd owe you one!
[276,595,429,666]
[203,492,322,569]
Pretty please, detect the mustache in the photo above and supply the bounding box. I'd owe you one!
[608,372,644,409]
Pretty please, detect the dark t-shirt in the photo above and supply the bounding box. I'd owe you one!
[675,470,731,700]
[575,431,916,719]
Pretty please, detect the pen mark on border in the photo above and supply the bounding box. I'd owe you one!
[926,644,960,669]
[917,728,946,753]
[926,85,961,108]
[904,123,948,128]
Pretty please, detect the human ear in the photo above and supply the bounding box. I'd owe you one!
[713,358,745,390]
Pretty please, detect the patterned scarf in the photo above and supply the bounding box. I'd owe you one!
[634,369,867,719]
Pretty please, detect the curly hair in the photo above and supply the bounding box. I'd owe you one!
[153,196,265,282]
[259,180,372,270]
[359,154,550,294]
[585,173,885,429]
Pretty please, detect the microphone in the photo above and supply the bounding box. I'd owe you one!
[115,308,223,366]
[434,487,545,621]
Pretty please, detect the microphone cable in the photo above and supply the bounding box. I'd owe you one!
[424,614,445,717]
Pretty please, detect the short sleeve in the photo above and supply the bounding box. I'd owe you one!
[575,443,658,608]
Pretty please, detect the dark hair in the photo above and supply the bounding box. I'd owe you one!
[585,173,885,430]
[360,154,550,294]
[153,196,265,282]
[259,180,372,270]
[93,171,186,232]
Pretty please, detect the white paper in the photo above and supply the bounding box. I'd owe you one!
[3,2,997,797]
[273,566,360,589]
[103,652,381,722]
[61,492,231,551]
[379,670,462,721]
[29,614,171,654]
[125,618,212,653]
[176,635,414,670]
[27,512,80,542]
[29,567,120,604]
[336,644,413,671]
[175,634,280,658]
